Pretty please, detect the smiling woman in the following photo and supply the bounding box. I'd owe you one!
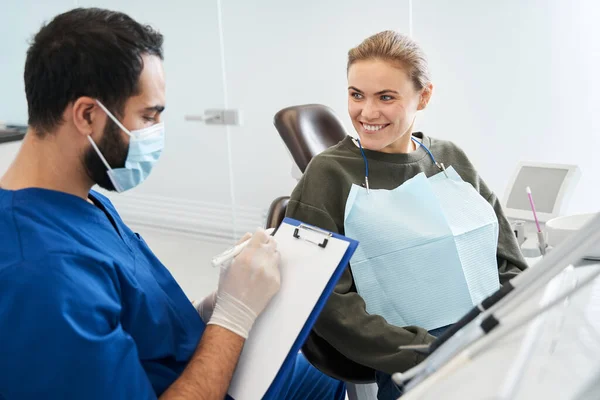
[346,31,433,154]
[285,30,528,400]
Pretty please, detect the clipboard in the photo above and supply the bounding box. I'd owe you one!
[226,217,359,400]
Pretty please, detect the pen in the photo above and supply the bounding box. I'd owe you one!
[211,228,276,267]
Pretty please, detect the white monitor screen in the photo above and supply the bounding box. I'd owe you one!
[506,166,569,213]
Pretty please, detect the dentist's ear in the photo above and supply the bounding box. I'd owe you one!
[417,83,434,111]
[72,96,103,137]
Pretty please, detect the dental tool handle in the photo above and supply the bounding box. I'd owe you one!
[429,282,515,353]
[537,230,547,256]
[401,352,472,400]
[526,186,542,233]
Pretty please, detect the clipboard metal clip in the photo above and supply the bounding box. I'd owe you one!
[293,224,332,248]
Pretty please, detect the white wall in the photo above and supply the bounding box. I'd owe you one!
[413,0,599,215]
[0,0,77,185]
[0,143,20,175]
[0,1,78,125]
[73,0,250,242]
[0,0,413,242]
[220,0,411,212]
[1,1,598,242]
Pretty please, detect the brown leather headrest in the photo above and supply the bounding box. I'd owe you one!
[273,104,347,172]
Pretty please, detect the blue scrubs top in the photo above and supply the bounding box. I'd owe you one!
[0,188,205,399]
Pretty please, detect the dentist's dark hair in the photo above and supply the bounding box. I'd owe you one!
[24,7,164,136]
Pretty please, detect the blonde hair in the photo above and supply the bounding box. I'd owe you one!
[348,30,431,91]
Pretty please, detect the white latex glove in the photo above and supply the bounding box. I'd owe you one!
[192,291,216,323]
[208,229,281,338]
[192,233,252,323]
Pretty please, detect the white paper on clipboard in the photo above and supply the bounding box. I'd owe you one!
[227,220,351,400]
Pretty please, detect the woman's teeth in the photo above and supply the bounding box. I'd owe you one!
[363,123,387,131]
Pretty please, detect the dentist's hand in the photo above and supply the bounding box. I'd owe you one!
[208,229,281,338]
[193,233,253,323]
[193,292,216,323]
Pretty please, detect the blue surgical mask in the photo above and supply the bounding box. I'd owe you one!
[87,100,165,193]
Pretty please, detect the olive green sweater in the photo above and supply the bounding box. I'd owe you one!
[285,133,528,382]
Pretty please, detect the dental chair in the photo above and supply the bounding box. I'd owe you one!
[266,104,378,400]
[266,103,347,227]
